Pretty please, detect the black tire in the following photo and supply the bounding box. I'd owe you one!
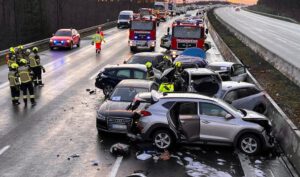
[130,46,136,53]
[152,130,174,150]
[103,84,113,98]
[238,134,262,155]
[253,104,266,114]
[150,47,155,52]
[77,40,80,47]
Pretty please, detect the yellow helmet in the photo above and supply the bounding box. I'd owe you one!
[20,59,28,64]
[11,63,19,69]
[9,47,15,53]
[145,62,152,69]
[163,55,170,60]
[32,47,38,53]
[18,45,24,50]
[175,61,182,68]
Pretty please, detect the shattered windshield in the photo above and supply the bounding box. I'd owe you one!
[110,87,148,102]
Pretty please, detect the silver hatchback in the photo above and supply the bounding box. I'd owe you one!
[136,91,274,155]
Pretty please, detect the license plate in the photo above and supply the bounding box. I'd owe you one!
[137,41,146,46]
[112,124,127,130]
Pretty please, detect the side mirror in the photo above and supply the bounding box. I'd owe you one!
[225,114,234,120]
[167,27,170,35]
[205,29,209,34]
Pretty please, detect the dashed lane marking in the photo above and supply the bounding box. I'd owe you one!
[108,156,123,177]
[0,145,10,156]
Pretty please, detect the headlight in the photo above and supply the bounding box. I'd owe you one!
[129,41,133,46]
[151,41,155,47]
[172,51,176,55]
[67,40,71,43]
[97,112,106,120]
[50,39,53,43]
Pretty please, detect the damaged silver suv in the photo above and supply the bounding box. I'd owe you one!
[136,91,274,155]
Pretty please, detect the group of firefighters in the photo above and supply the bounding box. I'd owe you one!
[145,55,185,93]
[6,45,45,106]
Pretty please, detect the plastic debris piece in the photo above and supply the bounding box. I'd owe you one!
[110,143,130,157]
[70,154,80,158]
[86,89,91,92]
[159,150,170,161]
[177,152,183,156]
[91,160,100,166]
[137,152,152,160]
[153,156,159,163]
[57,154,60,157]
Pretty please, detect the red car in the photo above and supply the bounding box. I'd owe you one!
[49,29,80,50]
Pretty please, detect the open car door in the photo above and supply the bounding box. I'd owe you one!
[167,102,200,142]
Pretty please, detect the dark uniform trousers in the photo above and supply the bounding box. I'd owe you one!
[31,66,42,85]
[20,82,35,103]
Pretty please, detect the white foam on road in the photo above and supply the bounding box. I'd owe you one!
[0,145,10,156]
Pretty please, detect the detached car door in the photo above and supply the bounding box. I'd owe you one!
[199,102,238,143]
[168,102,200,142]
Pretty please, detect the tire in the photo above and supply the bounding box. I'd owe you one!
[103,84,113,98]
[77,40,80,47]
[130,46,136,53]
[69,42,73,50]
[152,130,174,150]
[238,134,262,155]
[253,104,266,114]
[150,47,155,52]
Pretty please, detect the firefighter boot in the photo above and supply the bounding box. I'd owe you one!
[23,98,28,106]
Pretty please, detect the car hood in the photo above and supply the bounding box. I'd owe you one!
[98,100,146,116]
[51,36,72,40]
[242,109,268,121]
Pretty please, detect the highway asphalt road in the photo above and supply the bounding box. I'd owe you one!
[215,7,300,70]
[0,11,293,177]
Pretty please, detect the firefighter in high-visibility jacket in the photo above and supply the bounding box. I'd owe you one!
[17,59,36,106]
[29,47,45,86]
[145,62,155,80]
[8,63,21,105]
[92,27,105,54]
[7,47,17,69]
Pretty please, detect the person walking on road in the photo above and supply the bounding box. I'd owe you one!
[92,27,105,54]
[17,59,36,106]
[30,47,45,86]
[8,63,21,105]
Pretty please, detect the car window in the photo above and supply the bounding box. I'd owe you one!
[133,70,145,79]
[224,90,238,102]
[200,103,228,118]
[179,102,198,115]
[237,88,259,99]
[104,69,116,76]
[110,87,148,102]
[162,102,175,109]
[55,30,72,36]
[232,64,245,76]
[116,69,131,78]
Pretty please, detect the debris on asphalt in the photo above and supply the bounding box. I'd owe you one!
[70,154,80,158]
[91,160,100,166]
[159,150,170,161]
[153,155,159,163]
[57,154,60,157]
[86,88,96,94]
[136,152,152,161]
[110,143,130,157]
[177,152,183,156]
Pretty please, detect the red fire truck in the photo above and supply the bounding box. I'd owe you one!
[160,19,209,58]
[129,15,157,52]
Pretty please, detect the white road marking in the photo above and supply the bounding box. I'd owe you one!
[0,145,10,156]
[237,152,256,177]
[108,156,123,177]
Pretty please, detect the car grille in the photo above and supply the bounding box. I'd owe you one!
[177,42,197,49]
[107,117,132,131]
[119,22,129,26]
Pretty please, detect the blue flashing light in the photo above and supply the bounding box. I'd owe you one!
[54,40,57,43]
[134,36,138,39]
[61,41,64,44]
[147,36,151,40]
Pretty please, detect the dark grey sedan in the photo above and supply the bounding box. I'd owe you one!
[96,79,158,134]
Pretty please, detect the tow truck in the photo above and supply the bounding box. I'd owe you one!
[128,15,157,52]
[160,19,210,59]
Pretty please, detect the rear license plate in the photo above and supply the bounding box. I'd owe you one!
[137,41,146,46]
[112,124,127,130]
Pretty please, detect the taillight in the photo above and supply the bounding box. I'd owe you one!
[140,110,151,117]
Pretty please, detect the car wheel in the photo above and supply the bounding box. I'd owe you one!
[238,134,262,155]
[153,130,173,150]
[77,40,80,47]
[103,85,113,98]
[253,104,266,114]
[150,47,155,52]
[130,46,136,53]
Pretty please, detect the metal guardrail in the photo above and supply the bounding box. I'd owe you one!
[0,21,117,57]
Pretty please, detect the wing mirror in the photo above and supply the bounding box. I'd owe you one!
[167,27,170,35]
[205,29,209,34]
[225,114,234,120]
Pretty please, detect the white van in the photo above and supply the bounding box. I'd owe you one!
[117,10,133,28]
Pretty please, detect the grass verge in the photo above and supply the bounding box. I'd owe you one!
[208,9,300,128]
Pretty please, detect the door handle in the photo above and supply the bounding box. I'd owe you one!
[201,120,210,124]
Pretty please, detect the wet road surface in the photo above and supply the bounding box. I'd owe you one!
[0,11,294,177]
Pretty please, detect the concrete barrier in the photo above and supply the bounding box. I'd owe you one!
[213,10,300,88]
[207,12,300,175]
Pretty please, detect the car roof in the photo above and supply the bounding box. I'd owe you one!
[117,79,154,88]
[222,81,256,90]
[105,64,146,71]
[57,29,72,31]
[132,52,163,57]
[161,92,214,101]
[208,62,235,67]
[120,10,133,14]
[184,68,217,75]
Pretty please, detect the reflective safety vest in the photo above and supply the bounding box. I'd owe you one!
[159,83,174,93]
[8,71,20,87]
[7,59,15,68]
[29,56,38,67]
[93,33,104,43]
[18,66,32,83]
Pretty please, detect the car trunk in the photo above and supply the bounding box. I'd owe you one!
[190,75,222,96]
